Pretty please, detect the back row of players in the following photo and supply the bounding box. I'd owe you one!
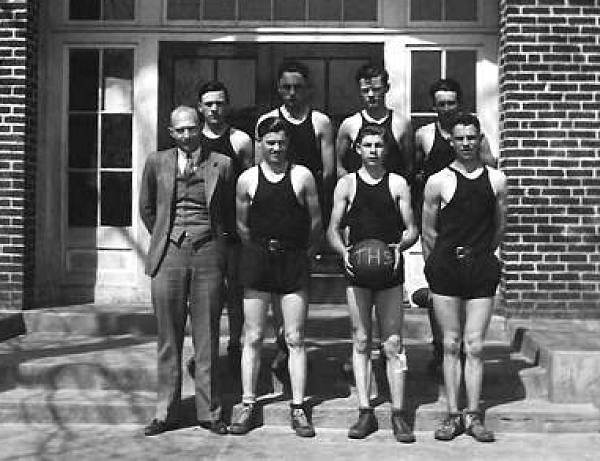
[182,61,506,442]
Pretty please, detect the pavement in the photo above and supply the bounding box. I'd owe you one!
[1,424,600,461]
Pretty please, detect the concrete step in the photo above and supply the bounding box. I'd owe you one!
[1,388,598,433]
[0,312,26,342]
[8,305,509,344]
[510,321,600,405]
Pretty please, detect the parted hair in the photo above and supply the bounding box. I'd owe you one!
[355,123,388,146]
[449,112,481,132]
[429,78,463,104]
[355,63,389,86]
[198,80,229,103]
[256,116,290,139]
[277,60,310,80]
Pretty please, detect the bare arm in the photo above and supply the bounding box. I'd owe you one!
[335,119,353,178]
[316,113,335,184]
[490,170,507,251]
[480,135,497,168]
[232,129,254,170]
[393,177,419,253]
[327,176,353,273]
[398,117,415,181]
[421,175,442,261]
[235,171,252,245]
[299,168,323,256]
[414,128,427,188]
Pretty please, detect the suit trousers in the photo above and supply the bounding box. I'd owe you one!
[151,237,224,423]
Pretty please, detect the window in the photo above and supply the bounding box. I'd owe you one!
[166,0,378,22]
[410,0,477,22]
[69,0,135,20]
[410,49,477,129]
[68,48,134,227]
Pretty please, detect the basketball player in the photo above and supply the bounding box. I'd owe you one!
[422,113,506,442]
[255,60,335,379]
[335,64,413,181]
[231,116,322,437]
[328,124,418,442]
[413,78,497,376]
[198,80,253,367]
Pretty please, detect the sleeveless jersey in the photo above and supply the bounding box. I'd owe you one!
[345,110,408,179]
[435,166,496,254]
[423,123,456,180]
[345,172,404,245]
[248,163,310,248]
[200,128,242,175]
[278,107,322,181]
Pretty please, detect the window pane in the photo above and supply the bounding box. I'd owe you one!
[69,49,99,111]
[167,0,201,19]
[103,49,133,113]
[446,50,477,113]
[411,51,441,112]
[446,0,477,21]
[101,114,132,168]
[204,0,235,20]
[69,173,98,227]
[274,0,305,20]
[343,0,377,21]
[69,114,98,168]
[309,0,341,20]
[240,0,271,20]
[103,0,134,20]
[410,0,441,21]
[70,0,100,20]
[101,172,132,226]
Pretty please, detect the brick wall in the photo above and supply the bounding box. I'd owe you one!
[499,0,600,317]
[0,0,37,310]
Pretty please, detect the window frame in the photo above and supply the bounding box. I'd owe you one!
[63,44,136,250]
[66,0,138,23]
[406,0,485,28]
[162,0,381,26]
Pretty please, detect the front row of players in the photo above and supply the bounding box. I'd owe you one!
[141,94,506,441]
[233,113,505,441]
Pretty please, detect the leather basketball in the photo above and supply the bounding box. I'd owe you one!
[348,239,395,289]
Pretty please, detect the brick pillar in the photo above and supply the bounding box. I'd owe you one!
[0,0,37,310]
[499,0,600,317]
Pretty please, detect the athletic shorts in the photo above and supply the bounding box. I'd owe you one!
[239,241,310,294]
[424,247,500,299]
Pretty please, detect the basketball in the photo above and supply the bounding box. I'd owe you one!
[347,239,396,289]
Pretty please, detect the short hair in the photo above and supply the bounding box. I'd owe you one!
[256,116,289,139]
[355,124,388,146]
[355,63,389,86]
[198,80,229,103]
[449,112,481,133]
[277,60,310,81]
[429,78,463,104]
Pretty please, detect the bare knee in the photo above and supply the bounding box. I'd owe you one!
[243,327,264,348]
[442,334,461,356]
[463,332,484,358]
[382,334,403,360]
[353,332,370,354]
[285,330,304,350]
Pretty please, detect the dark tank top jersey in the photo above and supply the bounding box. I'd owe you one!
[199,128,242,175]
[248,163,310,248]
[423,123,456,180]
[278,108,322,181]
[345,172,404,245]
[435,166,496,254]
[345,111,408,179]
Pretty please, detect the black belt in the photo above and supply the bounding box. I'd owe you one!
[454,246,473,260]
[252,237,303,254]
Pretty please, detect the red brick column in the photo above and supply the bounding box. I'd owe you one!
[0,0,37,310]
[499,0,600,317]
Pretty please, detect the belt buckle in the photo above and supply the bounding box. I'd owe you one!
[266,238,283,253]
[455,246,472,260]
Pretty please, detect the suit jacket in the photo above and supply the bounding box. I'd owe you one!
[139,147,235,277]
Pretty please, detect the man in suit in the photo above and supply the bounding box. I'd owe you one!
[140,105,234,436]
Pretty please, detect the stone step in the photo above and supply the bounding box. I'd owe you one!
[8,305,509,344]
[0,333,526,400]
[510,321,600,405]
[1,387,597,433]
